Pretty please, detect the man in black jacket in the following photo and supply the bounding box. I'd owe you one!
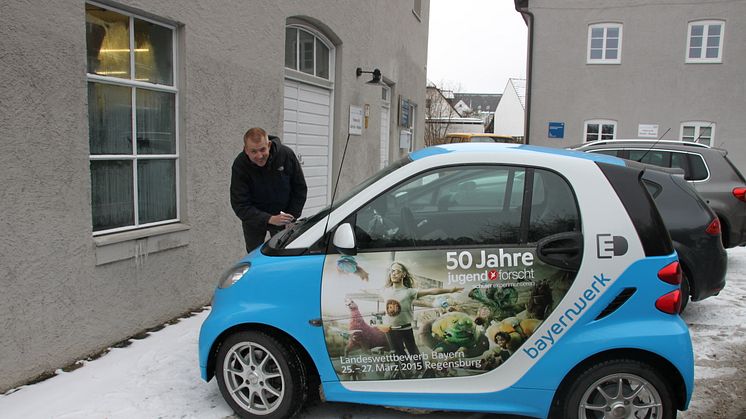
[230,127,307,252]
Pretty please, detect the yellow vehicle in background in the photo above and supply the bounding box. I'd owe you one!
[440,132,522,144]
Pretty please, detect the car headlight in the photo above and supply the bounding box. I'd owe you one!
[218,263,250,289]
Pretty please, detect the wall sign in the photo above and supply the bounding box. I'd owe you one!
[548,122,565,139]
[399,97,411,128]
[349,105,364,135]
[638,124,659,138]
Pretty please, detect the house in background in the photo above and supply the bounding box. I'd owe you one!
[492,78,526,141]
[515,0,746,168]
[425,84,485,145]
[451,93,502,129]
[0,0,429,392]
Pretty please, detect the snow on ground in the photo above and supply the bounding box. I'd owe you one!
[1,248,745,419]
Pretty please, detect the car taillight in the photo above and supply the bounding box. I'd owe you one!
[705,218,721,236]
[734,187,746,202]
[656,290,682,314]
[658,261,681,285]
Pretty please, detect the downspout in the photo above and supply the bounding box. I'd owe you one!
[514,0,534,144]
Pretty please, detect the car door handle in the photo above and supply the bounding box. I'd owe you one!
[536,232,583,271]
[540,246,579,255]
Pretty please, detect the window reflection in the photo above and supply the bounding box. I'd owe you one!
[86,5,130,78]
[134,19,173,85]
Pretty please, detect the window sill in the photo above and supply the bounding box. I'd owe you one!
[93,223,191,266]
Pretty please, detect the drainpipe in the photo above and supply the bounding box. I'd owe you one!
[514,0,534,144]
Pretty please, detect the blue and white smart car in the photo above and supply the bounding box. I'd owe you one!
[199,144,694,419]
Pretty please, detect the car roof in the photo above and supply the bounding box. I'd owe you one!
[411,143,627,166]
[445,133,513,138]
[574,139,712,151]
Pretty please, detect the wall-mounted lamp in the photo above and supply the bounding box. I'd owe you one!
[356,67,384,85]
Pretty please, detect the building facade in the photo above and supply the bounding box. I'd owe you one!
[492,78,526,140]
[0,0,429,391]
[516,0,746,168]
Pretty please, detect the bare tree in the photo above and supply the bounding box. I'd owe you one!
[424,83,463,146]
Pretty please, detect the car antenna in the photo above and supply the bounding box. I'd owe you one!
[635,127,671,162]
[322,131,353,252]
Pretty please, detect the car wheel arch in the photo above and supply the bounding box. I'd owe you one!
[206,322,320,388]
[547,348,688,418]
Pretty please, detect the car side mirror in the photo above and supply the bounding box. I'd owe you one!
[333,223,357,255]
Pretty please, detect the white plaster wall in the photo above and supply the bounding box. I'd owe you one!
[0,0,428,391]
[493,81,525,137]
[526,0,746,168]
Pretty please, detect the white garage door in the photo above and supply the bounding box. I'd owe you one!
[283,79,332,218]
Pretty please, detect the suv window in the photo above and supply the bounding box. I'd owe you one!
[353,165,580,250]
[628,149,670,167]
[590,148,709,181]
[687,154,708,180]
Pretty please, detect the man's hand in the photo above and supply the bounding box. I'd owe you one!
[268,212,294,226]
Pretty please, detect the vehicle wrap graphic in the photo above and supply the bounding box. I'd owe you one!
[321,248,575,381]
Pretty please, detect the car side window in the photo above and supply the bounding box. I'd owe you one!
[687,154,708,180]
[670,152,687,174]
[528,170,581,243]
[628,150,670,167]
[354,166,525,250]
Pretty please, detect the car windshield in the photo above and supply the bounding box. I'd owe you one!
[266,155,413,249]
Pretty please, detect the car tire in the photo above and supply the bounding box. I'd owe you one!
[216,331,308,419]
[555,359,675,419]
[679,271,691,313]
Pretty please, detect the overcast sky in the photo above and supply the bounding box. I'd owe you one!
[427,0,528,94]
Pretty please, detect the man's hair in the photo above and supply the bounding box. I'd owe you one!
[243,127,268,143]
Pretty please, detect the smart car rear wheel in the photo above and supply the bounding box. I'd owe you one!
[561,359,675,419]
[216,331,307,418]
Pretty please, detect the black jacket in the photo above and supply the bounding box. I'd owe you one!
[230,136,307,229]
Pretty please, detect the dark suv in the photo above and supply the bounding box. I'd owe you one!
[573,139,746,248]
[640,166,727,310]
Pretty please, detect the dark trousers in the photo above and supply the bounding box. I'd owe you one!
[386,328,420,357]
[242,221,282,253]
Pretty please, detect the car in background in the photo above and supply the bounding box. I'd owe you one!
[572,139,746,248]
[640,167,727,311]
[199,143,693,419]
[440,132,522,144]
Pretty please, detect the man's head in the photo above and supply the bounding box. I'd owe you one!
[243,127,271,167]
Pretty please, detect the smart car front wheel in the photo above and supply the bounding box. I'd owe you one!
[558,359,675,419]
[216,331,307,418]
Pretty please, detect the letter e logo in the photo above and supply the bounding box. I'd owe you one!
[597,234,628,258]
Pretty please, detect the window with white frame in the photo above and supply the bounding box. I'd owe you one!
[285,26,331,80]
[680,121,715,146]
[587,23,622,64]
[86,3,178,235]
[686,20,724,63]
[584,120,617,142]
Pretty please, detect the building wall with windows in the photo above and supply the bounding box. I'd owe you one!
[520,0,746,168]
[0,0,428,391]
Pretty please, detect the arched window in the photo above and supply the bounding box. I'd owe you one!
[285,26,332,80]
